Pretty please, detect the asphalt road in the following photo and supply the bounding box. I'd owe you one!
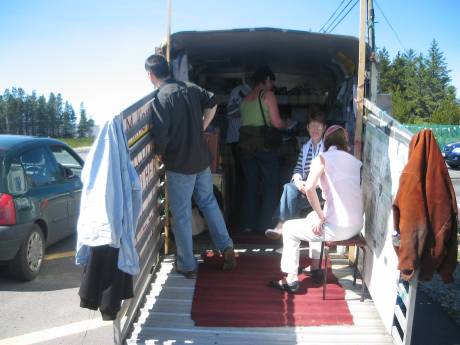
[448,166,460,205]
[0,147,114,345]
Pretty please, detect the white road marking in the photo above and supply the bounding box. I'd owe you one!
[0,318,112,345]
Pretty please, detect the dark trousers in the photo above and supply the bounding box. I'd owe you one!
[240,149,279,232]
[79,245,133,321]
[227,143,243,225]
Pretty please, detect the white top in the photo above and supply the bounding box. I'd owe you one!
[318,147,363,228]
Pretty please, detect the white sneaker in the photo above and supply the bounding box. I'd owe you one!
[265,228,282,240]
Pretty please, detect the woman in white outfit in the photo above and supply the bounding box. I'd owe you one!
[269,125,363,293]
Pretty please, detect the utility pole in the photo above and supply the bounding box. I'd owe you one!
[164,0,172,255]
[354,0,367,160]
[368,0,379,102]
[166,0,172,63]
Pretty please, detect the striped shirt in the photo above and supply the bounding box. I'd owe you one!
[292,140,323,180]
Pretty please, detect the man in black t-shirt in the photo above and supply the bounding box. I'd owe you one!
[145,54,235,277]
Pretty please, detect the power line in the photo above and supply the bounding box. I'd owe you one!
[319,0,348,32]
[327,0,359,33]
[322,0,356,33]
[374,0,407,52]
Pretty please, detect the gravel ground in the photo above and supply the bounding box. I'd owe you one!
[419,263,460,327]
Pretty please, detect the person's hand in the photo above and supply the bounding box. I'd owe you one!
[312,217,325,236]
[293,178,304,191]
[299,182,309,195]
[285,119,298,131]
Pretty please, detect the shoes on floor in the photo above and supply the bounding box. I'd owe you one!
[311,269,324,284]
[298,266,312,274]
[268,279,300,293]
[265,228,282,240]
[173,262,197,279]
[222,247,237,271]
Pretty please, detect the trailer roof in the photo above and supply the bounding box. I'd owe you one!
[170,28,359,77]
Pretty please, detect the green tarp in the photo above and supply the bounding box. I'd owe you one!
[404,124,460,149]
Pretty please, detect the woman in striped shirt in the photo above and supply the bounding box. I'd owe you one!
[265,112,326,240]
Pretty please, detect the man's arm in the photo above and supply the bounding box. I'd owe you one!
[203,104,217,130]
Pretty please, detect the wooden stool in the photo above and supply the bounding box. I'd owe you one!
[319,234,367,301]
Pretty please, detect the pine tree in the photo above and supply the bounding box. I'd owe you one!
[377,48,391,93]
[87,118,95,137]
[47,93,57,137]
[426,40,450,96]
[4,88,20,134]
[25,91,38,136]
[0,93,5,133]
[36,95,48,136]
[378,41,460,124]
[62,101,76,138]
[77,102,88,138]
[55,93,64,137]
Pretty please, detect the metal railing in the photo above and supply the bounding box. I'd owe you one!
[113,92,166,344]
[363,99,417,345]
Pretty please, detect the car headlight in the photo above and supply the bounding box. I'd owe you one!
[452,148,460,154]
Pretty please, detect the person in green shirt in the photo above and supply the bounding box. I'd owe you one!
[238,66,289,233]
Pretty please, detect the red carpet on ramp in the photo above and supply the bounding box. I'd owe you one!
[191,254,354,327]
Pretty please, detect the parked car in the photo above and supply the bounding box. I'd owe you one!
[0,135,84,280]
[442,142,460,168]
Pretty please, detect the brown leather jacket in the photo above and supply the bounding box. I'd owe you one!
[393,129,458,282]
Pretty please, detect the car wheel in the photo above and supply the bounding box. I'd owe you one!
[9,225,45,281]
[448,163,458,169]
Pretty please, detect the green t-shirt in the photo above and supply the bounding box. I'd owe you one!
[240,94,271,127]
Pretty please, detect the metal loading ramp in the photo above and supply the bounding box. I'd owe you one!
[126,247,394,345]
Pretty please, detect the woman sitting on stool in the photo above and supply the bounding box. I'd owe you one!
[269,125,364,293]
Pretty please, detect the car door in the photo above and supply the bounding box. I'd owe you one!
[19,145,69,244]
[48,145,83,233]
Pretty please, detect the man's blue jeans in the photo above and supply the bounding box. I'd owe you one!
[166,167,233,272]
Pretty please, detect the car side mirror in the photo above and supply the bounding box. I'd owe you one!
[59,164,75,179]
[64,167,75,179]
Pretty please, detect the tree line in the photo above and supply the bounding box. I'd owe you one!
[0,88,94,138]
[378,39,460,124]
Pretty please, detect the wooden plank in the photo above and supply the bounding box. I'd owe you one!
[397,282,409,307]
[394,304,407,331]
[353,0,367,160]
[392,325,404,345]
[402,275,418,345]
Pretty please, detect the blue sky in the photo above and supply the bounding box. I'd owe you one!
[1,0,459,125]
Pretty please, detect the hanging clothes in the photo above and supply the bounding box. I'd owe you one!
[76,115,142,275]
[393,129,458,283]
[79,245,133,321]
[75,115,142,319]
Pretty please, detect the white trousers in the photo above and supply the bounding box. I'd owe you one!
[280,211,362,275]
